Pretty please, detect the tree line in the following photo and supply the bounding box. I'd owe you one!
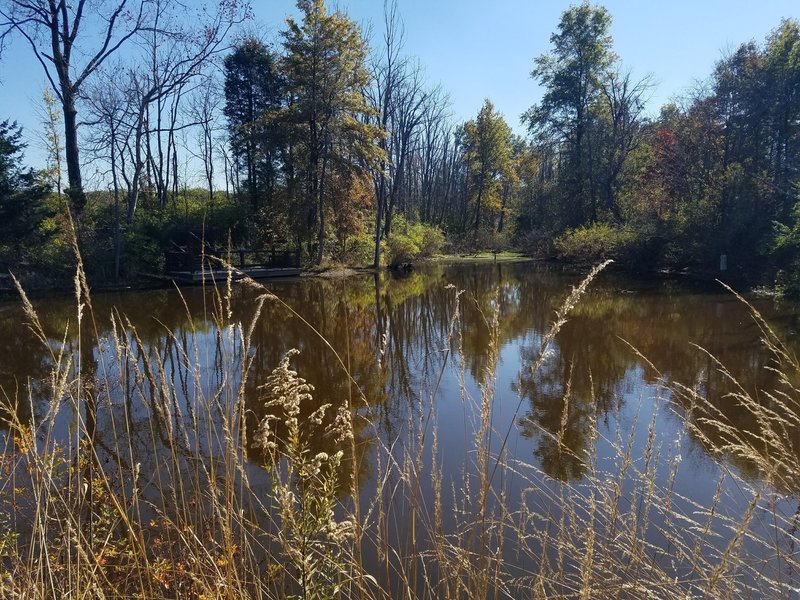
[0,0,799,291]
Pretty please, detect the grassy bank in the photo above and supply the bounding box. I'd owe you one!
[433,251,532,263]
[1,254,799,599]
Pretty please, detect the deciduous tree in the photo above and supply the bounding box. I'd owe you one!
[1,0,149,215]
[524,2,614,226]
[282,0,382,264]
[462,99,511,236]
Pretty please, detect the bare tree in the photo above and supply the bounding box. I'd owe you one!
[188,75,223,210]
[599,69,653,221]
[416,85,450,221]
[119,0,244,223]
[383,62,430,236]
[84,69,133,280]
[367,0,404,268]
[1,0,150,214]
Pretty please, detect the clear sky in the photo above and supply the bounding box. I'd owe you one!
[1,0,799,169]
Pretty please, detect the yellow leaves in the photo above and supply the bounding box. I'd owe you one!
[13,424,34,455]
[214,544,238,568]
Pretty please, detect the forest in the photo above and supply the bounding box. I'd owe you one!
[1,0,799,292]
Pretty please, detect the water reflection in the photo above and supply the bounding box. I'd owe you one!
[1,263,799,492]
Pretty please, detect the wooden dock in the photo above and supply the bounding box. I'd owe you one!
[166,266,301,284]
[164,247,301,284]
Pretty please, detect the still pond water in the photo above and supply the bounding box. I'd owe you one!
[1,260,799,584]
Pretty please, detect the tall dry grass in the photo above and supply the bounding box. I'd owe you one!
[0,244,798,599]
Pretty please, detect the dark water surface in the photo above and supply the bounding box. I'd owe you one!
[2,260,799,588]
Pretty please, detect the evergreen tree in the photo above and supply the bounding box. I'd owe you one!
[0,120,52,264]
[223,38,285,214]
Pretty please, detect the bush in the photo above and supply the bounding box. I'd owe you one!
[442,228,511,255]
[554,222,664,267]
[775,268,800,298]
[340,231,375,267]
[384,215,444,268]
[771,205,800,297]
[516,229,555,258]
[385,233,418,268]
[414,222,444,259]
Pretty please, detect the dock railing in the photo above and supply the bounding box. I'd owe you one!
[166,248,301,274]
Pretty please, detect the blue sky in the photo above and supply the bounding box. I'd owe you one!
[1,0,798,169]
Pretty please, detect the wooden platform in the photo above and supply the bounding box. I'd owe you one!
[165,267,301,284]
[163,247,302,284]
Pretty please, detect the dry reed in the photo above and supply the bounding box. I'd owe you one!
[0,245,798,600]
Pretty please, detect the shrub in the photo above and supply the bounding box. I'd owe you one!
[442,228,511,255]
[385,232,418,268]
[516,228,555,258]
[771,205,800,297]
[412,222,444,259]
[340,231,375,266]
[555,222,664,267]
[385,215,444,268]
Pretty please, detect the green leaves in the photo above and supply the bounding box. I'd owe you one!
[223,38,285,213]
[0,120,53,266]
[281,0,384,262]
[462,100,513,233]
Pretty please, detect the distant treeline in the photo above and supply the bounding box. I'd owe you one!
[0,1,798,291]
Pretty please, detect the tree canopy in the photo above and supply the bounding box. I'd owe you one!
[0,120,52,263]
[0,1,798,289]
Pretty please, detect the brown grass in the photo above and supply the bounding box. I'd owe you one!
[1,244,799,599]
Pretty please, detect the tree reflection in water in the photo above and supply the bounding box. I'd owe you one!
[1,261,799,500]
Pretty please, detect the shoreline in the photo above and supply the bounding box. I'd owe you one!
[0,251,764,301]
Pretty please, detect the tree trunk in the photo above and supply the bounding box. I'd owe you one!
[63,90,86,214]
[373,175,386,268]
[316,156,329,264]
[498,182,508,233]
[473,183,484,233]
[111,125,122,281]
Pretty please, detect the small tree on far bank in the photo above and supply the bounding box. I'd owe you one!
[462,99,512,238]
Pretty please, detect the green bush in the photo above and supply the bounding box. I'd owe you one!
[774,268,800,298]
[555,222,663,267]
[413,222,444,259]
[771,203,800,297]
[385,216,444,268]
[385,235,418,268]
[555,223,627,261]
[340,231,375,266]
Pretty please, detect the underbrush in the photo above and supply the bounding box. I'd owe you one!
[1,237,799,599]
[385,216,445,268]
[554,222,664,267]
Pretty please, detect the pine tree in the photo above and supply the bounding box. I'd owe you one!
[0,120,52,264]
[223,39,284,213]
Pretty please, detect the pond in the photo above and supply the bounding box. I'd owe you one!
[1,260,799,597]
